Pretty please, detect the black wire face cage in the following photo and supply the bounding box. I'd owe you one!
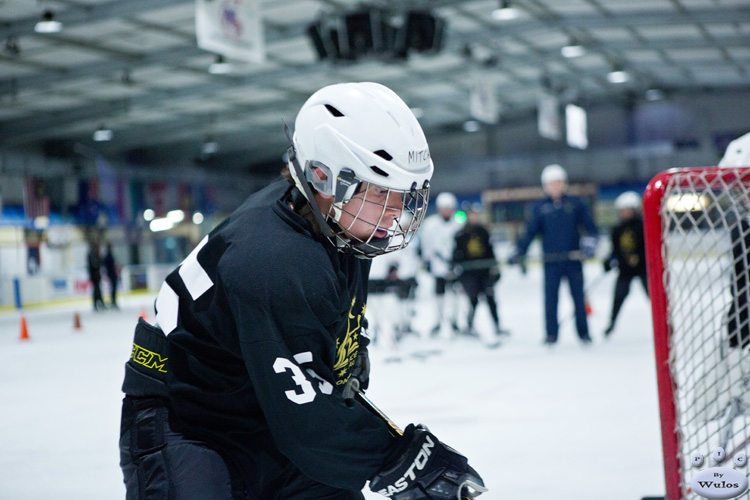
[325,180,430,258]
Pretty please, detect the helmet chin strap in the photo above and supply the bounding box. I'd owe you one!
[283,121,335,239]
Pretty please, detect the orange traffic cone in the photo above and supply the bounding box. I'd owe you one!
[73,312,82,330]
[139,308,149,321]
[585,300,593,316]
[19,315,29,341]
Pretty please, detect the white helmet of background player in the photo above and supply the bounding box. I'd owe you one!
[719,131,750,168]
[435,192,457,211]
[614,191,641,211]
[540,164,567,186]
[289,82,433,257]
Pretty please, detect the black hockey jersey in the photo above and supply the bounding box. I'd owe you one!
[454,224,495,263]
[609,216,646,274]
[124,179,394,496]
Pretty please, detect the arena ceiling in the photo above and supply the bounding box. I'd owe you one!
[0,0,748,173]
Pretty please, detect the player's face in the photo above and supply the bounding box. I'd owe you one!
[438,207,454,220]
[338,183,404,242]
[619,208,636,220]
[544,179,566,199]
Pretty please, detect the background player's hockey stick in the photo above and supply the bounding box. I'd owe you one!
[354,388,487,500]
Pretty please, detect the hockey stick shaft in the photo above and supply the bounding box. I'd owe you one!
[354,388,403,436]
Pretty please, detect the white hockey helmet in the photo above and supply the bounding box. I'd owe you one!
[719,132,750,168]
[614,191,641,211]
[289,82,433,257]
[435,192,457,210]
[540,164,568,186]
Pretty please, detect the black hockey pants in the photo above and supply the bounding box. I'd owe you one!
[120,396,249,500]
[120,396,366,500]
[609,271,648,326]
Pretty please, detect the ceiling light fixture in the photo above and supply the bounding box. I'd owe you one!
[167,210,185,223]
[201,139,220,155]
[208,54,232,75]
[93,125,113,142]
[463,120,481,133]
[645,88,665,101]
[607,68,630,84]
[491,0,519,21]
[149,218,174,232]
[34,10,63,34]
[561,40,585,58]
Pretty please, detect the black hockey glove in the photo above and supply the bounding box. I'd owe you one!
[341,348,370,400]
[603,257,617,273]
[369,424,486,500]
[488,266,501,284]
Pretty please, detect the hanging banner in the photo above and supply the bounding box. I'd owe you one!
[537,93,561,141]
[23,176,50,219]
[566,103,588,150]
[196,0,265,64]
[469,82,499,124]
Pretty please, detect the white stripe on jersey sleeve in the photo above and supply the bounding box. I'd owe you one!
[179,235,214,300]
[155,281,179,335]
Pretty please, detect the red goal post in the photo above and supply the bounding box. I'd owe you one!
[644,166,750,500]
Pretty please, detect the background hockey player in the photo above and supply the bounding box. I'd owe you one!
[509,164,598,345]
[721,131,750,348]
[118,82,485,500]
[86,240,105,311]
[602,191,648,336]
[452,203,507,340]
[419,191,463,337]
[367,214,421,345]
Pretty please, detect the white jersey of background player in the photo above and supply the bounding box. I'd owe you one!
[369,230,421,345]
[420,192,463,335]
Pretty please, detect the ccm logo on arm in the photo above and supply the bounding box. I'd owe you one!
[378,435,435,496]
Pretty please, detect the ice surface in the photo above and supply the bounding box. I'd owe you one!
[0,262,665,500]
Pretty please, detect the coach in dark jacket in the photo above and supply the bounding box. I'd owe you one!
[510,164,598,344]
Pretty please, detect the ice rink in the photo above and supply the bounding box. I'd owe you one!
[0,261,665,500]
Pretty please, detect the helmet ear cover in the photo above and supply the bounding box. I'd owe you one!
[305,161,363,205]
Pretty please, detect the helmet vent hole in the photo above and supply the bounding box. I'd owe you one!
[370,166,390,178]
[373,150,393,161]
[324,104,344,117]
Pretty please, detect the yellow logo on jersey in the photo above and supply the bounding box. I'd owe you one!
[131,343,168,373]
[620,229,637,253]
[467,235,485,259]
[619,229,640,267]
[334,297,365,385]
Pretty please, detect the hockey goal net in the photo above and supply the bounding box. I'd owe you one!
[644,166,750,500]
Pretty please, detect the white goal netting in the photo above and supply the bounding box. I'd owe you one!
[651,167,750,499]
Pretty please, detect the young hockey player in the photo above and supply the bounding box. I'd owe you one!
[118,82,485,500]
[453,204,507,338]
[509,164,598,345]
[419,192,463,336]
[603,191,648,336]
